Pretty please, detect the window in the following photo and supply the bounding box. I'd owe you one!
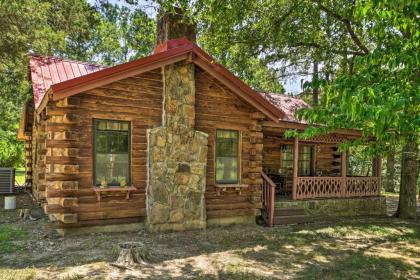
[280,145,313,176]
[215,129,239,184]
[93,119,130,186]
[298,146,312,176]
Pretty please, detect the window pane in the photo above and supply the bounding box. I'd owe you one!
[216,157,238,183]
[95,153,129,185]
[94,119,130,186]
[216,129,239,184]
[96,132,108,153]
[97,120,107,130]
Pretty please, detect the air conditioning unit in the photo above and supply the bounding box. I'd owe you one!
[0,168,15,194]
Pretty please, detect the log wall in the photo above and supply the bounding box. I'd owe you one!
[37,67,264,228]
[43,69,163,226]
[31,116,47,201]
[195,69,263,220]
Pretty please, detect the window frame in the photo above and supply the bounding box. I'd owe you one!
[215,129,241,185]
[92,118,131,187]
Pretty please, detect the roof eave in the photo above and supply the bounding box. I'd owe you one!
[51,44,195,101]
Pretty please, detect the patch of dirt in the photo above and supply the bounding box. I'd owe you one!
[1,193,419,280]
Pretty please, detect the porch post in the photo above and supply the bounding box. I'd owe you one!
[341,150,347,197]
[292,137,299,200]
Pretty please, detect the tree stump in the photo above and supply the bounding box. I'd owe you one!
[113,242,148,268]
[19,209,31,220]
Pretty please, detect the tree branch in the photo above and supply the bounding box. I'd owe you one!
[315,1,369,55]
[289,42,366,56]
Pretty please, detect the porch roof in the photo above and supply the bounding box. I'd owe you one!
[258,92,309,124]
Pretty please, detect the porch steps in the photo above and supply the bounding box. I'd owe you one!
[273,208,312,225]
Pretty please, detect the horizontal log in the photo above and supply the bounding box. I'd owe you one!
[56,213,78,224]
[47,216,145,229]
[78,208,145,221]
[206,208,257,219]
[46,187,143,198]
[45,200,146,214]
[60,197,78,207]
[206,202,254,211]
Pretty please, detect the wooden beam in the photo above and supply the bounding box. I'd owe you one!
[262,120,362,137]
[341,150,347,197]
[375,156,382,195]
[292,137,299,200]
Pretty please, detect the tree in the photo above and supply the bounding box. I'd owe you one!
[93,2,156,65]
[154,0,285,93]
[384,150,396,193]
[176,0,419,217]
[0,0,156,167]
[299,0,419,218]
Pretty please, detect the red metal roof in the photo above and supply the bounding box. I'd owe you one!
[29,55,105,108]
[28,39,290,121]
[259,92,309,123]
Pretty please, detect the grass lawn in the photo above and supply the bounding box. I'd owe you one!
[14,167,25,186]
[0,194,419,279]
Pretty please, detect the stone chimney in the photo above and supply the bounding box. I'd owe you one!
[156,7,196,44]
[146,8,208,232]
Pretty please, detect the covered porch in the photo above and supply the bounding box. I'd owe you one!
[260,121,383,226]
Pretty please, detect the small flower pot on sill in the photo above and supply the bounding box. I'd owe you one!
[100,180,108,197]
[119,178,128,194]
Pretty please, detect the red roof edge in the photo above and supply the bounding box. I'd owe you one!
[45,38,284,120]
[50,42,195,96]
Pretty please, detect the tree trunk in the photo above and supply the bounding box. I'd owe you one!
[396,142,419,219]
[312,61,319,106]
[384,151,396,192]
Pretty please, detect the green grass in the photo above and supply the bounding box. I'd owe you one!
[0,224,28,253]
[14,167,25,186]
[0,214,419,279]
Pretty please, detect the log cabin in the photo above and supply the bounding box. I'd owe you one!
[17,11,385,234]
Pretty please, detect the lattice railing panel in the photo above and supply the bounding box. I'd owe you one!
[346,177,379,197]
[295,176,379,200]
[296,177,343,199]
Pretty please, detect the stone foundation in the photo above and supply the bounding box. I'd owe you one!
[277,196,387,217]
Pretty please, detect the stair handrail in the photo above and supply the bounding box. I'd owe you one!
[261,171,276,227]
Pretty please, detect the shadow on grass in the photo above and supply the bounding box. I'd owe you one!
[0,213,419,279]
[296,253,417,280]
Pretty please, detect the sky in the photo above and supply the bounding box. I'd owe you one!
[87,0,304,94]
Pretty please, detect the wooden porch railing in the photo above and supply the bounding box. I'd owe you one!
[261,171,276,227]
[295,176,380,200]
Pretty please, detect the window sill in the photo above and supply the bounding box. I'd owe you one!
[215,184,248,196]
[93,186,137,201]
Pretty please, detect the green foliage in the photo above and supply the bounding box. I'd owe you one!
[299,0,420,153]
[0,0,156,167]
[156,0,285,93]
[93,2,156,65]
[0,224,28,253]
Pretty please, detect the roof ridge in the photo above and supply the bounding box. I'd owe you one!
[259,91,302,100]
[29,54,106,68]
